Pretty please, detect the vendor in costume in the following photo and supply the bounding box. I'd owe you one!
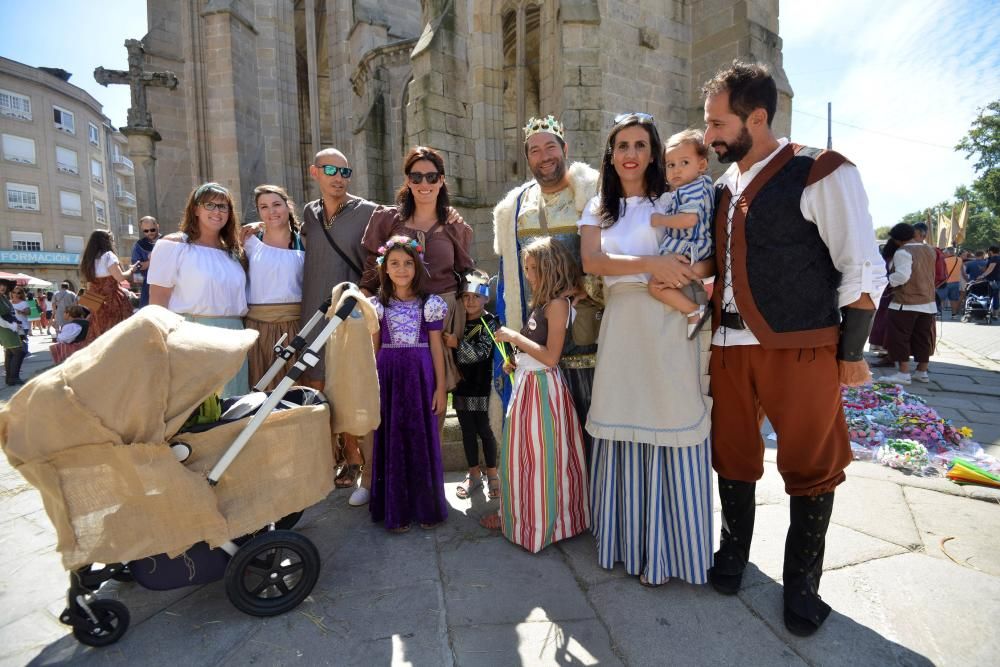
[491,115,600,460]
[0,279,27,386]
[148,182,250,397]
[243,184,306,391]
[702,62,885,636]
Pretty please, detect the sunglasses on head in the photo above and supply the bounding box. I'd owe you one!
[317,164,353,178]
[407,171,441,185]
[613,112,655,125]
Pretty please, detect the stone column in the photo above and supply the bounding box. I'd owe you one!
[123,127,161,221]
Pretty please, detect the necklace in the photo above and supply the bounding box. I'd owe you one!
[323,198,353,229]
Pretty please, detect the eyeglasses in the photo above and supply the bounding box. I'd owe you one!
[141,228,158,234]
[317,164,353,178]
[200,202,230,212]
[613,112,655,125]
[407,171,441,185]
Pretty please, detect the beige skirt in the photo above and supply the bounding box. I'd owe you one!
[245,303,301,392]
[585,282,711,447]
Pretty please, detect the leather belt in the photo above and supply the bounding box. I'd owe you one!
[720,311,747,330]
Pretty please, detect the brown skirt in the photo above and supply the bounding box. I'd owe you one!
[245,303,301,392]
[84,276,133,344]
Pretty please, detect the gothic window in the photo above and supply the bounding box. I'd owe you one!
[502,1,542,180]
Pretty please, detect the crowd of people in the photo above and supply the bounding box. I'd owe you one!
[13,59,997,638]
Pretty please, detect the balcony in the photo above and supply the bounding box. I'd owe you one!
[115,187,137,208]
[56,162,79,175]
[113,154,134,174]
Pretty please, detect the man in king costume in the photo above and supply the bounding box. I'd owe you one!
[492,115,600,457]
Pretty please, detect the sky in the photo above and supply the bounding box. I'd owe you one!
[3,0,998,229]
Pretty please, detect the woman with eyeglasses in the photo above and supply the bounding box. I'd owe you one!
[148,182,250,397]
[78,229,140,344]
[578,113,714,587]
[243,184,306,391]
[361,146,475,395]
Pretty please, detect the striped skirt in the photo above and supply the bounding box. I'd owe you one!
[590,438,713,585]
[499,355,590,553]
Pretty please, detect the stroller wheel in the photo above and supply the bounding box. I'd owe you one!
[71,599,130,647]
[225,530,320,617]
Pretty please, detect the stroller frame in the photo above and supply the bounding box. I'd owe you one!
[60,292,361,647]
[961,280,993,324]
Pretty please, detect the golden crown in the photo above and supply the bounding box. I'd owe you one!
[523,115,565,141]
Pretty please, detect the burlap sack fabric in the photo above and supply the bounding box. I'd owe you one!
[324,283,381,436]
[0,306,335,570]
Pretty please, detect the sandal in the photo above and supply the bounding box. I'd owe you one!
[639,574,668,587]
[334,464,361,489]
[389,524,411,534]
[687,305,709,340]
[455,473,482,500]
[479,513,501,531]
[487,475,500,500]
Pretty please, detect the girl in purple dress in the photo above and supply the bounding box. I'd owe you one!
[369,235,450,532]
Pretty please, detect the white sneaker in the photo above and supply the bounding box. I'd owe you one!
[348,486,370,506]
[880,371,911,385]
[912,370,930,383]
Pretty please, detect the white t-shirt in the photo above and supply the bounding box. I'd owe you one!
[577,195,666,287]
[94,251,118,278]
[147,235,248,317]
[245,235,305,305]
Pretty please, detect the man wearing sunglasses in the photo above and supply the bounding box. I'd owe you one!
[131,216,160,308]
[301,148,378,504]
[492,115,601,457]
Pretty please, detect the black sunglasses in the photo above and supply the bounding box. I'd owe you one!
[141,228,157,234]
[317,165,353,178]
[613,112,655,125]
[407,171,441,185]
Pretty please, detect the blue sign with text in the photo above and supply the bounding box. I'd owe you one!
[0,250,81,265]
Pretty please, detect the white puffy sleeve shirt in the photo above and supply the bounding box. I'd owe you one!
[245,235,305,305]
[577,195,665,287]
[147,235,248,317]
[93,251,119,278]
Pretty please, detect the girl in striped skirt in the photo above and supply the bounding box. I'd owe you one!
[480,237,590,553]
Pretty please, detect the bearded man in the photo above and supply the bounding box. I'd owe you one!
[492,115,600,459]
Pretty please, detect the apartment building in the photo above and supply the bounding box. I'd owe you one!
[0,57,138,288]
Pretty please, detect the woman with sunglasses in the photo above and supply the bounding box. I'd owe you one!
[361,146,475,396]
[148,182,250,397]
[578,113,714,587]
[243,184,306,391]
[78,229,140,344]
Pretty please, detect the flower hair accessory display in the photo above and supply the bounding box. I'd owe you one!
[523,115,565,142]
[376,235,425,266]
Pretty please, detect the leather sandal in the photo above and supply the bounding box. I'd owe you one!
[455,473,482,499]
[487,474,500,500]
[479,513,501,530]
[334,463,361,489]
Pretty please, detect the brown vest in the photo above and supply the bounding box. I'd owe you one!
[893,244,936,305]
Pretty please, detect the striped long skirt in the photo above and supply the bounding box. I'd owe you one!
[590,438,713,585]
[499,358,590,553]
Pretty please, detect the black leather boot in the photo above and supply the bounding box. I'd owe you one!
[708,477,756,595]
[783,492,835,636]
[4,347,14,385]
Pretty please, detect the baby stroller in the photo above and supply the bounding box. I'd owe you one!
[962,280,993,324]
[0,289,363,647]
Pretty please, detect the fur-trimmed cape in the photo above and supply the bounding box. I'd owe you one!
[491,161,599,330]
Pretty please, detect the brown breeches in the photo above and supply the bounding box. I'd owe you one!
[886,309,936,363]
[709,344,852,496]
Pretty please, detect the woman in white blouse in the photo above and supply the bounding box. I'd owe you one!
[579,113,714,587]
[243,184,306,391]
[78,229,139,343]
[148,182,250,397]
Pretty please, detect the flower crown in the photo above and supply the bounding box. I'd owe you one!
[376,235,424,265]
[524,115,564,142]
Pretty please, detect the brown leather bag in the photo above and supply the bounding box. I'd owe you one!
[78,290,106,314]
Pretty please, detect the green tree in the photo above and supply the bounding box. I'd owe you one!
[956,100,1000,173]
[956,100,1000,248]
[954,185,1000,251]
[874,225,891,240]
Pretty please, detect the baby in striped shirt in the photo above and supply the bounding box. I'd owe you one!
[648,129,716,339]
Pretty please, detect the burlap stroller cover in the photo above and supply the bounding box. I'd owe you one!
[0,306,334,570]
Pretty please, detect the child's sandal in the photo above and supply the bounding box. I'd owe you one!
[487,475,500,500]
[455,473,482,500]
[686,306,709,340]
